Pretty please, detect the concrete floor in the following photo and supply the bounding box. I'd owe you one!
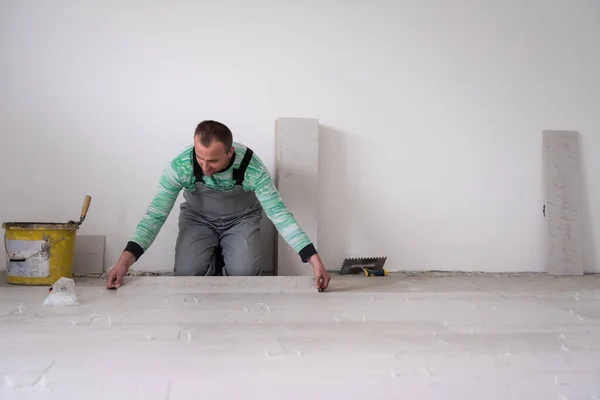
[1,273,599,399]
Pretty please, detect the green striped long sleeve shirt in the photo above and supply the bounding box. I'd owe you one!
[125,142,317,262]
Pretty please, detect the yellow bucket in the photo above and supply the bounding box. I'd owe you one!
[2,222,79,285]
[2,194,91,286]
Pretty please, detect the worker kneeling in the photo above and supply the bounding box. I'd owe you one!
[106,120,330,290]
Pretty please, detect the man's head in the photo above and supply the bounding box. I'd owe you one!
[193,120,234,176]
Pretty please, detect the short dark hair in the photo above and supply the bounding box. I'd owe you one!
[194,120,233,151]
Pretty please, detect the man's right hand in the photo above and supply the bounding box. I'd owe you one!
[106,251,136,289]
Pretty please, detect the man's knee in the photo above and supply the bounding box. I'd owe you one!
[222,258,262,276]
[174,248,216,276]
[221,231,263,276]
[175,216,219,276]
[174,225,218,276]
[222,254,262,276]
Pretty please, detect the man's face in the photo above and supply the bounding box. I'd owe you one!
[194,136,233,176]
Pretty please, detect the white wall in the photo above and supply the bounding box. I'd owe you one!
[1,0,599,274]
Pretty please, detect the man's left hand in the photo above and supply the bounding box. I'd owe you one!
[308,254,330,291]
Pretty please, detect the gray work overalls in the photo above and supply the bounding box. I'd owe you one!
[174,148,263,276]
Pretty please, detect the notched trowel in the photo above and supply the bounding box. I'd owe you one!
[340,257,387,275]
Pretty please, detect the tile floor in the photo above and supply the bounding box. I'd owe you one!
[1,273,599,399]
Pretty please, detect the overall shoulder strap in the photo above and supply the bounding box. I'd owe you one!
[191,148,204,181]
[233,148,254,185]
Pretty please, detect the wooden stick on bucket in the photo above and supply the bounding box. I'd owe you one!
[79,195,92,225]
[68,195,92,225]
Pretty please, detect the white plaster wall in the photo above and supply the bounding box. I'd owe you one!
[1,0,599,274]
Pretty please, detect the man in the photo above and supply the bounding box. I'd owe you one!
[106,120,330,290]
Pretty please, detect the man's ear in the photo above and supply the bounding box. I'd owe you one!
[228,145,235,157]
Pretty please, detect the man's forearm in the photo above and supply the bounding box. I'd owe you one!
[307,253,322,266]
[250,172,315,256]
[116,250,137,270]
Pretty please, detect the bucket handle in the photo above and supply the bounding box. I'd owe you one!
[4,228,77,263]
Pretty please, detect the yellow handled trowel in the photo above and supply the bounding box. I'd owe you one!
[340,257,387,275]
